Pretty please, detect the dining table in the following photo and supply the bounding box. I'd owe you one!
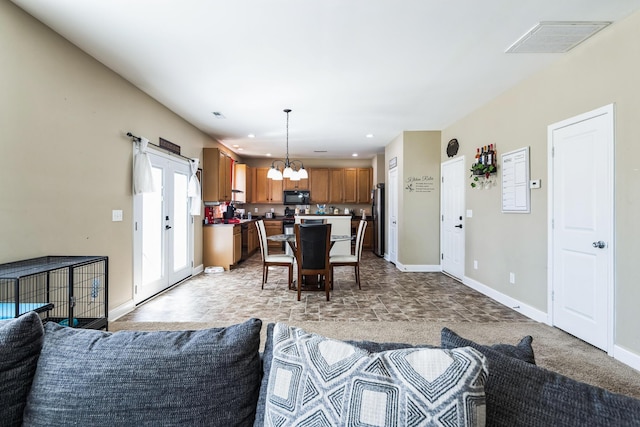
[267,233,353,290]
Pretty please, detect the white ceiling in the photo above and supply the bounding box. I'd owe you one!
[11,0,640,160]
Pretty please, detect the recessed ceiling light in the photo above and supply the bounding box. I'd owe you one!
[238,148,244,151]
[232,144,240,148]
[366,134,374,138]
[352,153,358,157]
[266,153,272,157]
[248,134,255,138]
[506,21,611,53]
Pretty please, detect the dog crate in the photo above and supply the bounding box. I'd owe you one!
[0,256,108,329]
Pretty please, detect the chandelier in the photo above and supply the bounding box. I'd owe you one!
[267,109,308,181]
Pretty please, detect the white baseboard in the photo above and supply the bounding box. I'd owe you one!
[193,263,204,275]
[462,275,549,324]
[108,300,135,321]
[614,345,640,372]
[395,262,442,272]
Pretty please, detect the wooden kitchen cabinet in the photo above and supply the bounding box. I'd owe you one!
[343,168,358,203]
[309,168,329,203]
[329,169,344,203]
[203,148,232,202]
[254,167,283,203]
[351,219,373,251]
[246,222,259,255]
[263,220,283,250]
[283,175,309,190]
[203,224,242,270]
[357,168,372,204]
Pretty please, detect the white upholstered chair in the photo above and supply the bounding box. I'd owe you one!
[256,220,294,289]
[330,219,366,289]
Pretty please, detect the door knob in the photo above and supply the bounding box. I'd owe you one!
[592,241,606,249]
[455,224,463,229]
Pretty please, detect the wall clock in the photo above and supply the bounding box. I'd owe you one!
[446,138,459,157]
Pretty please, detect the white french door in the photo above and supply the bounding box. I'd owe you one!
[548,104,614,352]
[441,156,465,279]
[134,150,193,303]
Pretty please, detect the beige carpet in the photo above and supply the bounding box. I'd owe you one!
[109,319,640,399]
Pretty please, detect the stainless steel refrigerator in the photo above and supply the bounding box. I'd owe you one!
[372,183,385,257]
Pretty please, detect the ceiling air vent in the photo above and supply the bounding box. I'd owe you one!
[506,21,611,54]
[211,111,226,119]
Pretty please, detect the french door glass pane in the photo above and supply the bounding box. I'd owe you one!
[142,167,164,284]
[173,171,189,272]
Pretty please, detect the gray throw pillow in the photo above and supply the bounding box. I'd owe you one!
[441,327,640,427]
[0,312,44,427]
[24,318,262,427]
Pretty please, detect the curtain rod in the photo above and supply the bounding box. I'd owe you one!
[126,132,196,163]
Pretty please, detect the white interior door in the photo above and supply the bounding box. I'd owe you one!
[134,150,193,304]
[388,168,398,264]
[548,104,614,352]
[441,156,465,279]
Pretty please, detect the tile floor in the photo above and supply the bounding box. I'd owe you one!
[117,251,534,325]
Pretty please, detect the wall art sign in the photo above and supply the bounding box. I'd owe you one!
[405,175,435,193]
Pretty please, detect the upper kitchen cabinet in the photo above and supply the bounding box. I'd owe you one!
[309,168,329,203]
[254,167,283,204]
[283,175,309,190]
[203,148,233,202]
[357,168,372,203]
[233,164,252,204]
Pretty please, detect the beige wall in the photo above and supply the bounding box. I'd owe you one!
[1,2,223,310]
[384,131,441,267]
[441,11,640,355]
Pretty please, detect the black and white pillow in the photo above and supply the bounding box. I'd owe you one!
[264,323,488,427]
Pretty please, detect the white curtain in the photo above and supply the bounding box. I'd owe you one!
[133,137,157,194]
[188,158,201,216]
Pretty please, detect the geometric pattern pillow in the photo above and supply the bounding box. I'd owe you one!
[265,323,488,427]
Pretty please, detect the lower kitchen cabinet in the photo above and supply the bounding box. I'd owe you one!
[352,219,373,251]
[264,220,283,250]
[203,224,242,270]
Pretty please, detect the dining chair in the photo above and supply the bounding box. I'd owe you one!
[294,223,332,301]
[330,219,367,289]
[256,220,294,289]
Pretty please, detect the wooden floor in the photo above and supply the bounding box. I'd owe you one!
[118,251,534,324]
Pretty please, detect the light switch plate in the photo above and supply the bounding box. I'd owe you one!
[466,210,473,218]
[112,209,123,222]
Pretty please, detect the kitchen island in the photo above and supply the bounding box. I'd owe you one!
[295,215,352,256]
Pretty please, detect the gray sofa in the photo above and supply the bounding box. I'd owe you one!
[2,312,640,427]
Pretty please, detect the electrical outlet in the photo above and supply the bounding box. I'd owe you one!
[254,207,258,213]
[474,260,478,270]
[112,209,123,222]
[509,272,516,284]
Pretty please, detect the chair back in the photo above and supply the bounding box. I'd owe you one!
[295,223,331,270]
[354,220,367,260]
[301,218,326,225]
[256,220,268,260]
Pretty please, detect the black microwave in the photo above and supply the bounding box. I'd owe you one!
[283,190,310,205]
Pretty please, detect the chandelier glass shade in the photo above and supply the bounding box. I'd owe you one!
[268,109,307,181]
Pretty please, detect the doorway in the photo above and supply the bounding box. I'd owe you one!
[388,167,398,265]
[441,156,465,279]
[133,149,194,304]
[548,104,614,352]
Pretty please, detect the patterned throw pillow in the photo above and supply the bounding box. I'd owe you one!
[264,323,488,427]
